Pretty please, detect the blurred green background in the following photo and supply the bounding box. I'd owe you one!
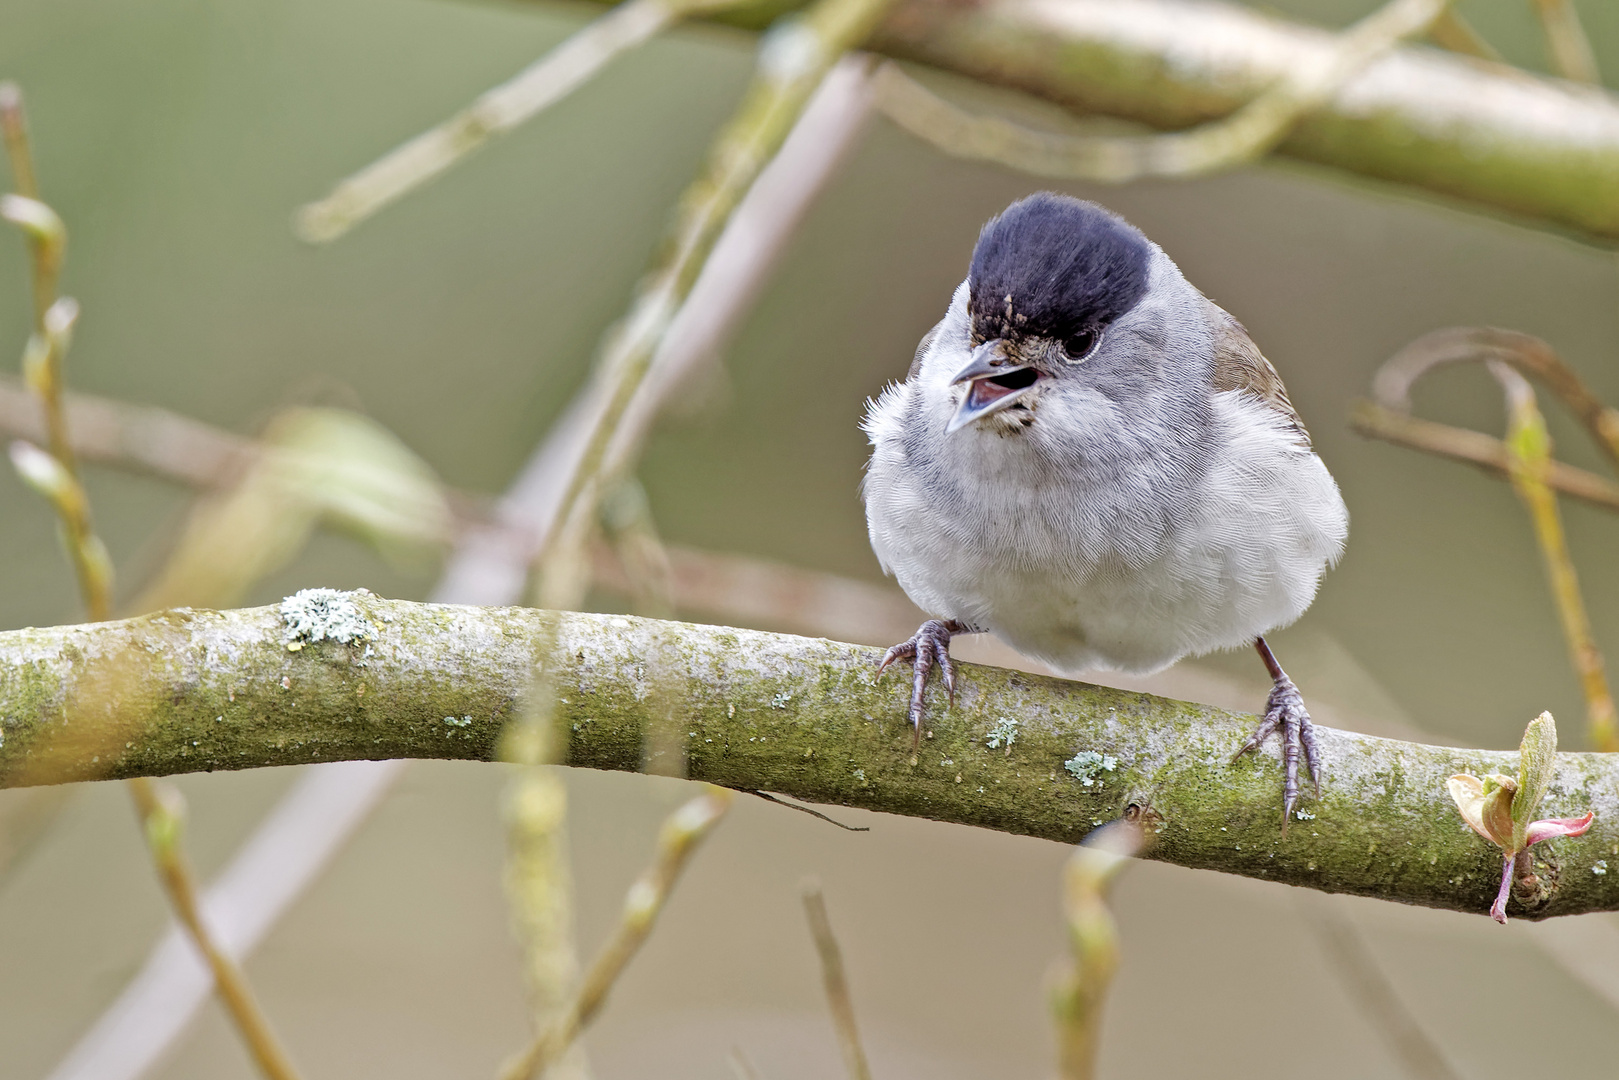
[2,0,1619,1077]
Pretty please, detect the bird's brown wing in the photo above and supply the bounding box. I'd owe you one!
[908,319,945,380]
[1206,300,1311,447]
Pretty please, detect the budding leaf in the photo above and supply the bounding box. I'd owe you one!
[1512,711,1558,853]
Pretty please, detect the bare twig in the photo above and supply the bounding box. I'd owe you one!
[0,785,70,886]
[8,435,113,618]
[751,792,869,831]
[0,82,41,203]
[1369,327,1619,473]
[45,760,400,1080]
[124,778,305,1080]
[1349,400,1619,513]
[801,882,873,1080]
[494,34,879,1056]
[1530,0,1601,85]
[873,0,1451,182]
[1492,364,1618,751]
[0,377,255,486]
[1358,328,1619,751]
[1051,821,1146,1080]
[496,786,733,1080]
[1426,8,1503,62]
[504,770,593,1080]
[728,1047,763,1080]
[295,0,754,242]
[2,88,111,616]
[599,478,676,618]
[531,0,892,613]
[1299,896,1463,1080]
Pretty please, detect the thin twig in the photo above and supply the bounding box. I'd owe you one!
[431,53,874,608]
[1051,821,1146,1080]
[801,882,873,1080]
[3,84,303,1080]
[296,0,749,242]
[728,1046,763,1080]
[1358,328,1619,751]
[1492,364,1619,751]
[0,785,71,886]
[45,761,400,1080]
[1426,8,1504,62]
[751,791,870,831]
[1299,895,1463,1080]
[0,82,41,202]
[873,0,1451,182]
[531,0,893,613]
[2,88,111,616]
[599,478,676,618]
[125,778,305,1080]
[1529,0,1601,85]
[496,786,733,1080]
[0,376,256,486]
[504,769,593,1080]
[1349,400,1619,513]
[1370,327,1619,474]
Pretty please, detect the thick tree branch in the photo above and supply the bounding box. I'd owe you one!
[556,0,1619,240]
[1,597,1614,919]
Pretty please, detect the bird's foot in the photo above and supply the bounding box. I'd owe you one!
[1232,640,1321,830]
[878,619,969,747]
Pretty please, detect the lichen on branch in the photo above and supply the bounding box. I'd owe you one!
[0,595,1614,919]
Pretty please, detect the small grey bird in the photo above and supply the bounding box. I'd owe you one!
[862,193,1348,821]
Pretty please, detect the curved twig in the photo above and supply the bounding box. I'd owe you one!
[1369,327,1619,472]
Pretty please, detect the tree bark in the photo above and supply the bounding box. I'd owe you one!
[1,595,1613,919]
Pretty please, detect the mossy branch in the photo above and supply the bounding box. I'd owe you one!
[1,596,1615,920]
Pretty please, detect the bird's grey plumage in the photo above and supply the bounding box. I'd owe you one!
[862,194,1347,818]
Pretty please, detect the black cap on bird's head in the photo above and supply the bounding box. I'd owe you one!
[948,194,1154,434]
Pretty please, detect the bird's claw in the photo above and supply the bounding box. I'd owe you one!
[1232,670,1321,830]
[878,619,965,746]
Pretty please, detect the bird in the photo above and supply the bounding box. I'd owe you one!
[861,193,1348,823]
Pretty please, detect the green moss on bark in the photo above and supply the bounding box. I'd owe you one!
[1,599,1614,919]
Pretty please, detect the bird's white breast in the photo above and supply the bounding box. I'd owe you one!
[862,289,1347,676]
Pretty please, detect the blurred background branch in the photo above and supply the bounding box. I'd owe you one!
[1050,821,1144,1080]
[1298,894,1464,1080]
[1530,0,1601,84]
[125,779,307,1080]
[497,786,732,1080]
[801,883,872,1080]
[1353,328,1619,751]
[297,0,764,242]
[563,0,1619,239]
[3,82,305,1080]
[873,0,1451,182]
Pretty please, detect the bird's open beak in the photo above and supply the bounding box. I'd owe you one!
[946,340,1040,434]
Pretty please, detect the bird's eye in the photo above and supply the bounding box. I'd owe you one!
[1062,329,1100,364]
